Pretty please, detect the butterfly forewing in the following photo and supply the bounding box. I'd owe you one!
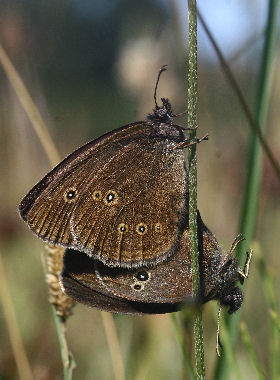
[19,122,188,268]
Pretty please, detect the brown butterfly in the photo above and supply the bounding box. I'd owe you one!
[60,211,251,316]
[19,66,207,268]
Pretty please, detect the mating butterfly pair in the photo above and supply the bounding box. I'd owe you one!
[19,68,251,324]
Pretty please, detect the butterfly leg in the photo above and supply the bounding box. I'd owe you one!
[238,248,253,285]
[174,124,198,132]
[216,304,223,357]
[229,233,245,254]
[174,133,209,149]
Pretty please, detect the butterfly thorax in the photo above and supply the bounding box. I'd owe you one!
[146,98,186,143]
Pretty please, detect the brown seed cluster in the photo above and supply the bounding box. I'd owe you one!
[44,244,75,320]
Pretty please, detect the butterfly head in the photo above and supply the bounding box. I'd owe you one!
[215,257,243,313]
[204,254,244,314]
[146,97,174,125]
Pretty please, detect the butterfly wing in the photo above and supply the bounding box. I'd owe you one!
[19,122,188,267]
[61,272,184,315]
[60,229,192,313]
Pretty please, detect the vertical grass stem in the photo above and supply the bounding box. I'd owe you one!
[187,1,205,378]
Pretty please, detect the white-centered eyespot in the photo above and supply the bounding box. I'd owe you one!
[64,188,78,203]
[103,190,119,206]
[136,222,147,235]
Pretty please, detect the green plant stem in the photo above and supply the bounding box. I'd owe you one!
[269,310,280,333]
[214,1,280,378]
[257,250,279,379]
[187,1,205,378]
[52,308,75,380]
[170,314,195,379]
[240,322,266,380]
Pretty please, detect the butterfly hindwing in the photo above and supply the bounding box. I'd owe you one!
[61,229,192,312]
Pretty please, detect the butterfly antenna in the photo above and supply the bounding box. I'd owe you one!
[154,65,168,109]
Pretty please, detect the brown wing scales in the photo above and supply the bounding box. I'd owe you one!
[71,145,187,267]
[20,122,188,268]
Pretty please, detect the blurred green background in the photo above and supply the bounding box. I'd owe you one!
[0,0,279,379]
